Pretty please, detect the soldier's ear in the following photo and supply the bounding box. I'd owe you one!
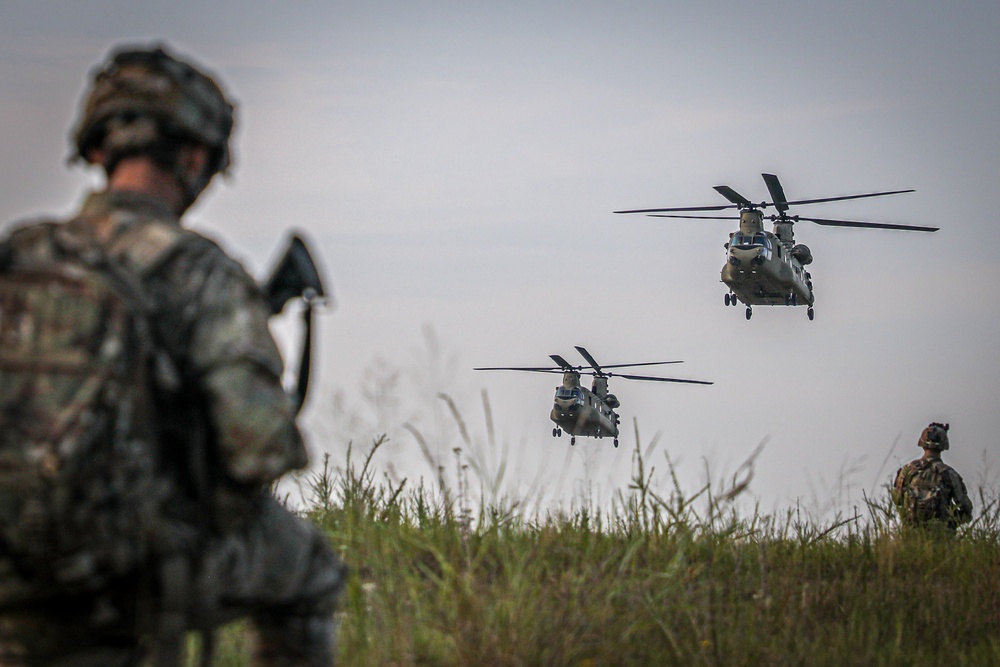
[178,144,210,179]
[944,423,949,431]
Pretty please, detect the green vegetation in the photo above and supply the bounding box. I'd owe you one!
[192,413,998,666]
[274,434,996,667]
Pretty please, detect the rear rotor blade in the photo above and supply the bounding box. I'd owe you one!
[761,173,789,215]
[614,372,713,385]
[779,188,914,208]
[574,346,603,374]
[796,216,939,232]
[600,360,684,369]
[713,185,753,207]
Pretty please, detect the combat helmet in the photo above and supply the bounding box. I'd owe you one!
[918,422,950,451]
[71,43,234,194]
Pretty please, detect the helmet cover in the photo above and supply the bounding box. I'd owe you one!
[918,422,950,451]
[71,44,234,176]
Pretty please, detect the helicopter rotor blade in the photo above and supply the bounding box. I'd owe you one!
[474,366,567,373]
[574,346,604,374]
[761,173,789,215]
[777,188,914,208]
[614,202,738,214]
[617,184,914,217]
[713,185,753,207]
[549,354,574,369]
[794,216,939,232]
[613,372,713,385]
[648,213,740,220]
[599,360,684,369]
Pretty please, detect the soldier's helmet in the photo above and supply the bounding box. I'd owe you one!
[919,422,950,451]
[71,44,234,178]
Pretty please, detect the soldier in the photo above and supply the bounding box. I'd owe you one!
[892,422,973,532]
[0,44,344,665]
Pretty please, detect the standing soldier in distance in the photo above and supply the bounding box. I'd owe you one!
[892,422,973,532]
[0,44,344,665]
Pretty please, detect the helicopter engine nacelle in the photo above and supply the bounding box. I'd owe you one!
[791,244,813,265]
[605,394,620,409]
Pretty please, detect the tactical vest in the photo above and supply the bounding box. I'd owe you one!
[899,458,954,526]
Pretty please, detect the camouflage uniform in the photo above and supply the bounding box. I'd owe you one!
[891,423,973,531]
[0,45,344,666]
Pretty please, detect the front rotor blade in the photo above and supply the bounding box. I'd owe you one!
[614,372,713,385]
[713,185,753,207]
[574,346,603,374]
[799,216,939,232]
[761,173,789,214]
[550,354,574,369]
[615,202,738,214]
[779,188,914,208]
[474,366,566,373]
[648,214,740,220]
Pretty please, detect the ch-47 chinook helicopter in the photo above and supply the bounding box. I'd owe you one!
[615,173,939,320]
[474,346,711,447]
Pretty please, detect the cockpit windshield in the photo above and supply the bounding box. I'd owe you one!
[731,232,771,249]
[555,387,583,400]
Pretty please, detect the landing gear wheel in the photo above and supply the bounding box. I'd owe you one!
[613,438,619,448]
[807,307,815,321]
[570,436,576,446]
[725,293,731,306]
[745,306,752,320]
[792,294,798,306]
[552,427,560,437]
[731,294,738,307]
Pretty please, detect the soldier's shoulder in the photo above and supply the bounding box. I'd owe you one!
[939,463,965,482]
[0,217,73,267]
[122,223,249,280]
[147,227,262,306]
[1,217,59,247]
[930,459,956,473]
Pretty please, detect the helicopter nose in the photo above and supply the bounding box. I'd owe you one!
[730,247,761,261]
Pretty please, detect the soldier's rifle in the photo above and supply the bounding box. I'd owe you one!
[261,232,330,413]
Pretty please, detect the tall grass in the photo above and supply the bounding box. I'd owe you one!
[285,428,999,667]
[204,351,1000,665]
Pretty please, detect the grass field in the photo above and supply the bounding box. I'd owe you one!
[200,433,998,667]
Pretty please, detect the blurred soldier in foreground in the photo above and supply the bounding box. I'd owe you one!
[892,422,973,532]
[0,44,343,665]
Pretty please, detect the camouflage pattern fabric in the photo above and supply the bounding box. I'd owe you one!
[0,190,344,665]
[0,213,181,603]
[892,456,973,530]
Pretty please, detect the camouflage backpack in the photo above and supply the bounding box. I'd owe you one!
[900,459,952,525]
[0,220,184,599]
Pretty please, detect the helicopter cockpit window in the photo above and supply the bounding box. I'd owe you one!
[556,387,583,401]
[731,232,772,259]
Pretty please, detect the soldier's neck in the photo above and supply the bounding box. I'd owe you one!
[921,450,942,462]
[106,157,186,216]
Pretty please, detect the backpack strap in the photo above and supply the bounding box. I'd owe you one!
[103,221,226,666]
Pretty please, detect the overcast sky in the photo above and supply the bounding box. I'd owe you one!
[2,1,998,518]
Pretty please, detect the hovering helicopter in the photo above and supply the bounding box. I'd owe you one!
[615,173,938,320]
[474,346,711,447]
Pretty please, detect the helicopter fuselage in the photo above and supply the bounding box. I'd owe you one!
[721,210,814,308]
[550,371,619,439]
